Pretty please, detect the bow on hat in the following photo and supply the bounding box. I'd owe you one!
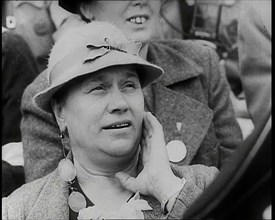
[48,37,142,83]
[84,37,142,63]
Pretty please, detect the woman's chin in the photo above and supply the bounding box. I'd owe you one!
[105,140,138,157]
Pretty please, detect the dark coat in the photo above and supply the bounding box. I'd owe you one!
[2,30,38,145]
[21,40,242,182]
[2,30,38,197]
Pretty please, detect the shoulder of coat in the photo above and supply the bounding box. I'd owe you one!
[191,39,217,50]
[2,26,8,33]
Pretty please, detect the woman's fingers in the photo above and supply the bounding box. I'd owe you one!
[140,135,146,148]
[144,112,163,135]
[142,126,150,145]
[115,172,139,193]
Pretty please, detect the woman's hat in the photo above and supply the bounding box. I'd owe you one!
[33,21,163,113]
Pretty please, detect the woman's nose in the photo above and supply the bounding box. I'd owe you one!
[107,89,129,114]
[130,0,149,7]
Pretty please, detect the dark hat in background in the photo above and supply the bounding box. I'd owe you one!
[59,0,92,14]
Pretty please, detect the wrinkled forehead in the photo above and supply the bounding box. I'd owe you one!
[80,65,139,85]
[88,65,138,79]
[58,65,139,95]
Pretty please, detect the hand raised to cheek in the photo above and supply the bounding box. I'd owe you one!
[115,112,183,204]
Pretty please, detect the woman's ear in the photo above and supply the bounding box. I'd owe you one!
[51,99,66,131]
[79,2,95,21]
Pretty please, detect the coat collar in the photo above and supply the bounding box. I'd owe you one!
[148,41,203,86]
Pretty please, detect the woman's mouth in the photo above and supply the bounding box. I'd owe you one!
[103,121,132,130]
[127,15,149,25]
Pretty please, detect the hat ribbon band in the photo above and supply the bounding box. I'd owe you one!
[49,41,142,84]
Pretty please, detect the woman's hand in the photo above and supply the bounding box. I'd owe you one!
[115,112,183,205]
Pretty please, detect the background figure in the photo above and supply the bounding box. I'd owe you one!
[2,28,39,145]
[2,28,39,197]
[4,1,56,72]
[238,0,271,128]
[159,0,196,39]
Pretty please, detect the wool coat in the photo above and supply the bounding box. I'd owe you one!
[238,0,271,127]
[2,164,219,219]
[21,40,243,182]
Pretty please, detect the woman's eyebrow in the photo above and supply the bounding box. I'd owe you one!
[82,70,139,87]
[87,74,105,82]
[124,71,139,79]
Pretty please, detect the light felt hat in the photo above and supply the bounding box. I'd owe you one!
[33,21,163,113]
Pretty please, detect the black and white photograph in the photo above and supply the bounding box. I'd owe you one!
[2,0,271,219]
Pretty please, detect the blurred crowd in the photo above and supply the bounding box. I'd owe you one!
[2,0,271,202]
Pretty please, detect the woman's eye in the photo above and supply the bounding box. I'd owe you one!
[85,85,104,94]
[125,83,135,88]
[123,82,138,89]
[93,86,104,91]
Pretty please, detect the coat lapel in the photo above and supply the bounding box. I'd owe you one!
[148,40,203,84]
[153,83,213,165]
[26,169,69,220]
[147,41,213,164]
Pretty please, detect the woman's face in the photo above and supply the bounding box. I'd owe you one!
[58,65,144,165]
[86,0,162,42]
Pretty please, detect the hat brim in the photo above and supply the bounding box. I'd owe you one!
[34,50,163,113]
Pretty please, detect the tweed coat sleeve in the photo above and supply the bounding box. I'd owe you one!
[1,170,69,220]
[20,70,63,182]
[167,164,219,219]
[202,45,243,168]
[143,164,219,219]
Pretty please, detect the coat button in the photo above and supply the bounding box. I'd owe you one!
[166,140,187,163]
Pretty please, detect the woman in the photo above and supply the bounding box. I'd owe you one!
[3,22,218,220]
[21,0,242,182]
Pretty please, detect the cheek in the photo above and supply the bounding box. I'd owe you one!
[131,93,144,123]
[63,103,101,149]
[63,98,99,131]
[153,2,162,13]
[94,3,123,22]
[150,1,161,16]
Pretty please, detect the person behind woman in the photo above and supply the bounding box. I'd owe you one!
[238,0,271,128]
[21,0,242,183]
[3,22,218,219]
[2,25,39,197]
